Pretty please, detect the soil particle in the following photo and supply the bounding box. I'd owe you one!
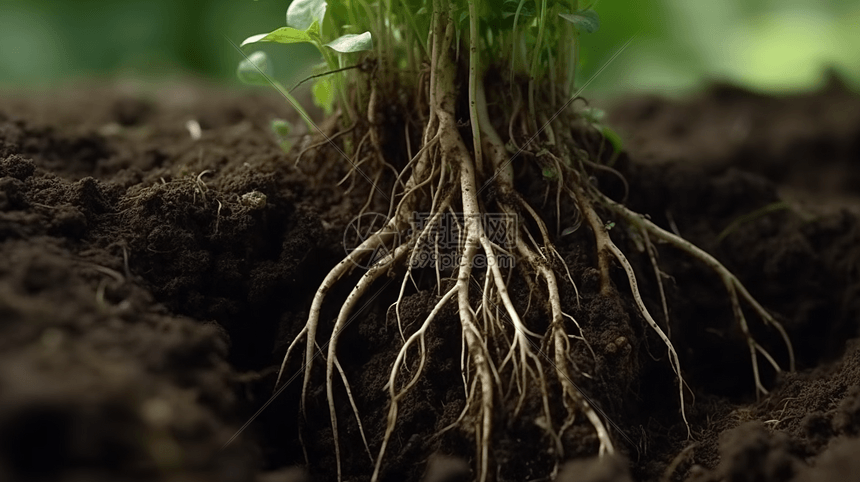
[793,437,860,482]
[710,422,799,482]
[557,454,633,482]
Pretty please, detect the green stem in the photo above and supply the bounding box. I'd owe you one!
[385,0,394,74]
[399,0,429,57]
[528,0,548,133]
[468,0,483,175]
[717,202,791,243]
[377,0,387,76]
[318,43,354,125]
[570,0,579,92]
[271,80,316,133]
[547,49,556,108]
[571,29,580,92]
[508,0,528,89]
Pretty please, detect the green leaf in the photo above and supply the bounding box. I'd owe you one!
[501,0,535,18]
[287,0,328,31]
[559,9,600,33]
[542,167,557,180]
[241,26,313,47]
[601,125,624,153]
[458,11,469,26]
[306,20,321,38]
[312,76,335,115]
[271,118,292,138]
[236,51,274,86]
[324,32,373,53]
[581,107,606,124]
[327,2,349,25]
[561,226,579,236]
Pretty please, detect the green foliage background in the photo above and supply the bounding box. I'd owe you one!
[1,0,858,95]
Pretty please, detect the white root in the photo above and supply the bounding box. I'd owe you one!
[600,192,796,397]
[326,243,410,480]
[372,283,459,482]
[394,192,454,342]
[519,243,615,455]
[640,226,672,337]
[480,75,616,456]
[442,73,495,482]
[572,181,692,438]
[332,356,373,463]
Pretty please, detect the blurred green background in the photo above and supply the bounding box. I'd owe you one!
[1,0,858,95]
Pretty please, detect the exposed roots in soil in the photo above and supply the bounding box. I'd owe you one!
[274,7,795,482]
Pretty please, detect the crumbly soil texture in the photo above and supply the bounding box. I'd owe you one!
[1,78,859,482]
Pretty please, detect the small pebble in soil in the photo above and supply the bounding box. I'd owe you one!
[605,336,628,355]
[240,191,267,209]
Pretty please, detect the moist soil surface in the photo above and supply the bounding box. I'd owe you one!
[1,78,859,482]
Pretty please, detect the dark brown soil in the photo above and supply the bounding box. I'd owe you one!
[1,76,859,482]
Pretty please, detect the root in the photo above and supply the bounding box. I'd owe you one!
[640,226,672,337]
[519,243,614,455]
[275,3,795,478]
[373,283,460,481]
[325,244,410,479]
[565,179,693,437]
[294,116,351,167]
[599,191,796,396]
[478,68,616,461]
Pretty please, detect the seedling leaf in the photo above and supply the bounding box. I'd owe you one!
[559,9,600,33]
[287,0,328,31]
[271,118,292,138]
[325,32,373,53]
[542,167,557,180]
[601,126,623,153]
[241,33,271,46]
[236,51,274,86]
[241,26,314,47]
[502,0,536,18]
[581,106,606,124]
[327,2,349,25]
[459,11,469,27]
[312,76,336,115]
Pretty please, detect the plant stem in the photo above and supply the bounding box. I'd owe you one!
[271,80,316,132]
[399,0,429,56]
[528,0,548,133]
[319,44,354,125]
[570,0,579,92]
[467,0,483,178]
[508,0,529,89]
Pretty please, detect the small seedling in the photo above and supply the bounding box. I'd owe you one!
[270,118,294,152]
[240,0,374,125]
[717,201,790,243]
[582,106,624,165]
[236,51,316,133]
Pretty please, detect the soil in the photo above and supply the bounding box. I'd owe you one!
[1,76,859,482]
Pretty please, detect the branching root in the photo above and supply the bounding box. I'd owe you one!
[273,6,795,481]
